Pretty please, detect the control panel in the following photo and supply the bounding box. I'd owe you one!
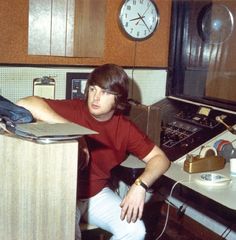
[154,98,236,161]
[161,120,201,148]
[175,106,220,129]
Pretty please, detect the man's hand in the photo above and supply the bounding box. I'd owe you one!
[120,184,146,223]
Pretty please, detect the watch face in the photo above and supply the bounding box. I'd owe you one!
[135,179,141,185]
[119,0,160,40]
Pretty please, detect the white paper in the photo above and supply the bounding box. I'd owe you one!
[15,122,97,138]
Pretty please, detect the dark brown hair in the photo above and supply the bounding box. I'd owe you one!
[84,64,130,111]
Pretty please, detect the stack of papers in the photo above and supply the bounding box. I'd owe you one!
[15,122,97,143]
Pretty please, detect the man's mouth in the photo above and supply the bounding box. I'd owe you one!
[91,103,100,109]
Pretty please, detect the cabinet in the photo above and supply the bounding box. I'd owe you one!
[0,134,78,240]
[0,0,171,67]
[145,201,223,240]
[28,0,106,57]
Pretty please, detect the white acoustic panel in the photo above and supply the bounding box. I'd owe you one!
[0,66,167,105]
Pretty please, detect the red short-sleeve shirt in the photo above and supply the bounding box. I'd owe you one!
[45,99,155,198]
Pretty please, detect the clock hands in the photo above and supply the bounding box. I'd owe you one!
[129,13,150,31]
[129,16,144,22]
[137,13,150,31]
[129,3,151,29]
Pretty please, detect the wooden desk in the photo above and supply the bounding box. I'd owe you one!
[0,134,78,240]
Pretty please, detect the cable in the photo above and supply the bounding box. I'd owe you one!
[155,189,179,209]
[156,181,235,240]
[155,180,186,240]
[220,227,231,239]
[220,223,234,239]
[131,40,137,98]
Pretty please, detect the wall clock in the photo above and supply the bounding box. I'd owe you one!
[119,0,160,41]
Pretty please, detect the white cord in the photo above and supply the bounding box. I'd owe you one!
[220,225,232,239]
[155,180,187,240]
[131,41,137,98]
[155,179,234,240]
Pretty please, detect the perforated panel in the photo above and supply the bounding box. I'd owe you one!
[0,66,90,103]
[0,66,167,105]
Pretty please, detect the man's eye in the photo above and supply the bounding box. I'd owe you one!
[101,90,109,95]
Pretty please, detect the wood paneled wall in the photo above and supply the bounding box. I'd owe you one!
[0,0,171,67]
[28,0,106,58]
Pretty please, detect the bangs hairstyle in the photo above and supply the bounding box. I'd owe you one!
[85,64,130,111]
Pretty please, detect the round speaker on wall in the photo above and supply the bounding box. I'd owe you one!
[197,3,234,44]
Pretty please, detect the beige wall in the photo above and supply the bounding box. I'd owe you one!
[0,66,167,105]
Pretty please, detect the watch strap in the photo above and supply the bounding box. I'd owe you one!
[135,178,148,191]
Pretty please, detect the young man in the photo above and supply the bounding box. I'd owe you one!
[17,64,170,240]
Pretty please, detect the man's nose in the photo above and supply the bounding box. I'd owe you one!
[94,90,101,100]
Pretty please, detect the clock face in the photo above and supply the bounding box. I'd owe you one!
[119,0,160,41]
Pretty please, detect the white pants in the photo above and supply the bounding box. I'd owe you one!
[75,187,146,240]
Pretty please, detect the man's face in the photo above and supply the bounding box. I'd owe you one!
[87,85,116,121]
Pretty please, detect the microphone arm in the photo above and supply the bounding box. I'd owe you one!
[216,115,236,135]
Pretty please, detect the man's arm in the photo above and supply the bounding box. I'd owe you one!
[120,145,170,223]
[139,145,170,187]
[17,96,68,123]
[17,96,90,168]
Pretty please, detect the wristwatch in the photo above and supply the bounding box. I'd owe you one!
[134,178,148,191]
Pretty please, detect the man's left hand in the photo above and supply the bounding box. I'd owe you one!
[120,184,146,223]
